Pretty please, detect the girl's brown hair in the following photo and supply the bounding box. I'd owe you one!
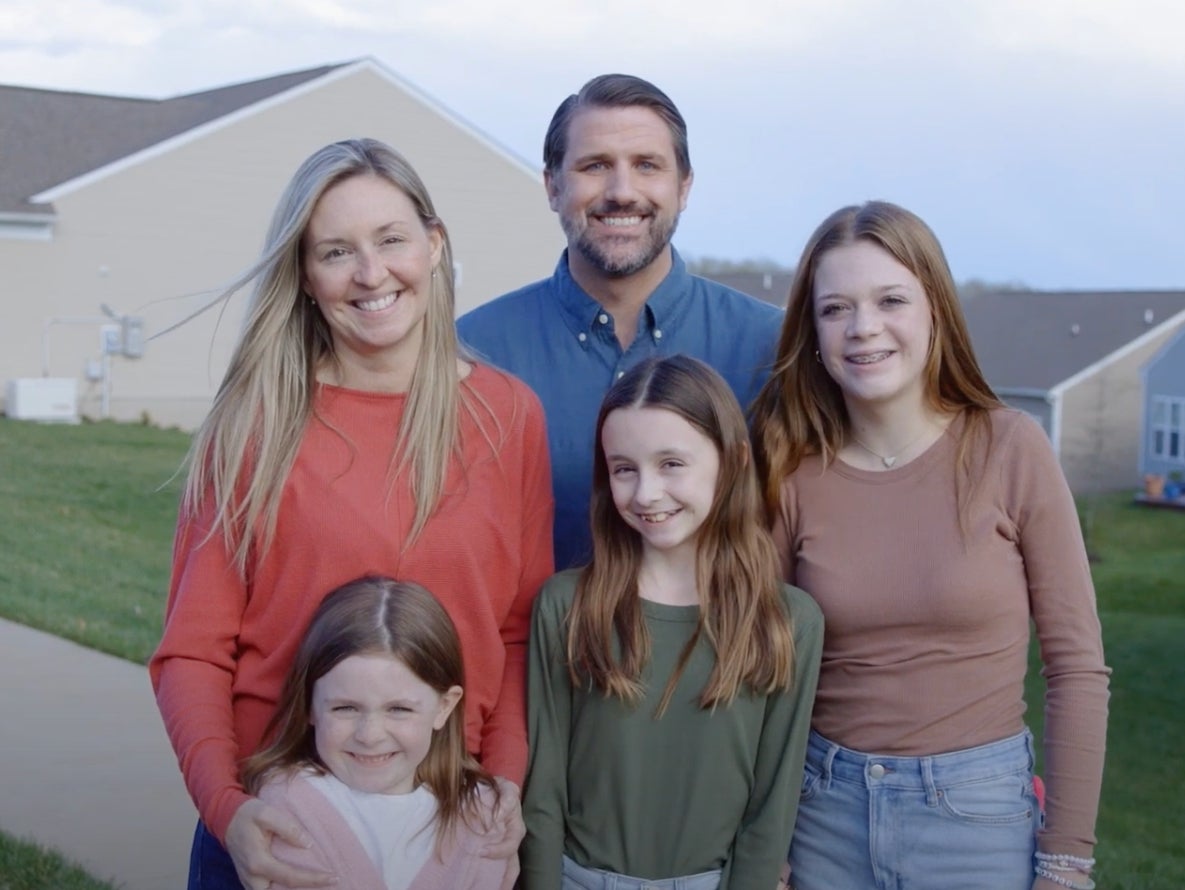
[568,355,795,716]
[241,576,498,847]
[750,200,1002,518]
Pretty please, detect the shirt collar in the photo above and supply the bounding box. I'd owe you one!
[551,247,692,336]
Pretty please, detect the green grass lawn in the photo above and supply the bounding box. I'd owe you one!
[0,417,188,664]
[1025,490,1185,889]
[0,833,120,890]
[1,417,1183,887]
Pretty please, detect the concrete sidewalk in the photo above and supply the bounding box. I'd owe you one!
[0,618,195,889]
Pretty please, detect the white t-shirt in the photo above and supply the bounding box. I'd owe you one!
[304,771,438,890]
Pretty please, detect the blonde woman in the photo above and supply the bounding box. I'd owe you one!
[150,139,553,890]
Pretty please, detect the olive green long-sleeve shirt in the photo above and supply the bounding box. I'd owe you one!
[522,569,823,889]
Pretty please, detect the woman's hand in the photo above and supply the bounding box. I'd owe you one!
[225,798,336,889]
[480,777,525,860]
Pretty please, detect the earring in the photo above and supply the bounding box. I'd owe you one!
[814,349,822,363]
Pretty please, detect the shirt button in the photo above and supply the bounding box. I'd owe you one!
[869,763,886,779]
[577,332,587,342]
[617,371,625,379]
[598,313,609,324]
[654,329,663,340]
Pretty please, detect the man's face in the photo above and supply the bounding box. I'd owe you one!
[545,105,692,279]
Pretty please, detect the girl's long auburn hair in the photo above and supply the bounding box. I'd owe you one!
[568,355,795,716]
[750,201,1002,520]
[240,576,498,849]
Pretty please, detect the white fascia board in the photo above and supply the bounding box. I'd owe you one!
[1048,308,1185,398]
[1049,392,1063,458]
[30,58,541,205]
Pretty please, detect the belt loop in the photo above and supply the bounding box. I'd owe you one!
[822,739,839,789]
[922,756,939,806]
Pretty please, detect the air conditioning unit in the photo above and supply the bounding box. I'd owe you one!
[5,378,79,423]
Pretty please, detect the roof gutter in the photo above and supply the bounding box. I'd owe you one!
[0,211,55,241]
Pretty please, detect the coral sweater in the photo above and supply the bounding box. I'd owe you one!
[150,364,554,841]
[773,409,1109,858]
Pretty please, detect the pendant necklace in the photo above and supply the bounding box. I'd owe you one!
[850,427,934,469]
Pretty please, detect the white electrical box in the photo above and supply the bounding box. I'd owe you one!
[5,378,80,423]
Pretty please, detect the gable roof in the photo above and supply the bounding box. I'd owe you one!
[0,63,347,215]
[962,290,1185,393]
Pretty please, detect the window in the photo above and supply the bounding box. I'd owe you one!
[1150,396,1185,463]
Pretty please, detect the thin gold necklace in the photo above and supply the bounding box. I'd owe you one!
[850,427,934,469]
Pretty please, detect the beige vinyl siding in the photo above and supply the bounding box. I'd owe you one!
[1058,326,1184,492]
[0,66,562,429]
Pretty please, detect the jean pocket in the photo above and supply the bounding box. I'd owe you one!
[937,772,1034,824]
[799,758,824,802]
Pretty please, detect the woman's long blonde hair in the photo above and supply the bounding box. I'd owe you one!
[568,355,796,717]
[241,577,499,848]
[182,139,463,570]
[750,201,1002,518]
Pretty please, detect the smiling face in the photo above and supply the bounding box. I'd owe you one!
[301,174,443,384]
[812,240,934,413]
[601,405,720,560]
[310,652,461,795]
[545,105,692,281]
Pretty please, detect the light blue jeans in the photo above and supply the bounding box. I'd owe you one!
[562,855,722,890]
[789,729,1040,890]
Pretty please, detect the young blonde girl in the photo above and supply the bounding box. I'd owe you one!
[241,576,516,890]
[522,355,824,889]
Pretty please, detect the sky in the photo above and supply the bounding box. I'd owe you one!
[2,0,1183,290]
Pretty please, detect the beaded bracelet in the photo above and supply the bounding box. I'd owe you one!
[1034,866,1096,890]
[1035,851,1096,871]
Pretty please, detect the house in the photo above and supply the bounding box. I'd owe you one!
[0,59,562,428]
[703,270,793,308]
[1140,324,1185,480]
[961,290,1185,493]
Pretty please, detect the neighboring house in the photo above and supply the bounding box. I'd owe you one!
[0,58,562,428]
[1140,324,1185,479]
[705,270,794,308]
[962,290,1185,493]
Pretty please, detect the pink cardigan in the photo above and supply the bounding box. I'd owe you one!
[259,774,517,890]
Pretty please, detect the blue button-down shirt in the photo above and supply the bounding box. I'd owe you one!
[457,249,784,569]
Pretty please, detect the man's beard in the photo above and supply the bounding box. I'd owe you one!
[564,203,681,279]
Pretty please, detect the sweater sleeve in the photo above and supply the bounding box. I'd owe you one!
[720,587,824,890]
[148,501,253,842]
[1001,414,1110,858]
[520,578,572,889]
[480,384,555,786]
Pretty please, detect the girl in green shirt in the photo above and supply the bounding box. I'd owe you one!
[523,355,824,889]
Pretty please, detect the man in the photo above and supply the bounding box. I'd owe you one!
[458,74,783,569]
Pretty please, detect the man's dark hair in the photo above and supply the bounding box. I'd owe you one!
[543,74,691,178]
